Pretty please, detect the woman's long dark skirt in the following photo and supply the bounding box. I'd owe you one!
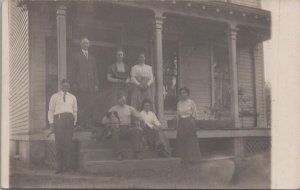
[176,117,201,165]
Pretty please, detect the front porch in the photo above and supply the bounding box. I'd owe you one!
[11,0,271,168]
[45,1,271,126]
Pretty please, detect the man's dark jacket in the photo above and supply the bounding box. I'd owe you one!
[71,51,99,93]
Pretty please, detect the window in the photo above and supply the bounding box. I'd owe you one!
[209,45,231,119]
[163,40,179,111]
[212,46,230,107]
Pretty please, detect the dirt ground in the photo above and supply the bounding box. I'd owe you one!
[9,153,270,189]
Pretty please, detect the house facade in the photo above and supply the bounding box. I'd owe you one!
[8,0,271,164]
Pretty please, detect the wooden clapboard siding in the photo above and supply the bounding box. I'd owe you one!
[237,47,256,127]
[9,0,30,135]
[228,0,260,8]
[253,43,267,127]
[180,41,211,119]
[28,6,53,134]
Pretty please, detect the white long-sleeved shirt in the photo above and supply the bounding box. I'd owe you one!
[140,110,161,129]
[48,91,77,125]
[177,99,198,119]
[131,63,154,86]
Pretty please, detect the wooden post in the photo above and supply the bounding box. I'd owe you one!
[227,24,240,129]
[153,12,165,120]
[56,4,67,89]
[227,24,244,159]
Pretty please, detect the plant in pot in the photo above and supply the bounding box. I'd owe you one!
[238,87,258,128]
[202,103,231,128]
[238,87,257,117]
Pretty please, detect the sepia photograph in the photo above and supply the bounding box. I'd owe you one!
[2,0,299,189]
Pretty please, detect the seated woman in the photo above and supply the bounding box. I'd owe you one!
[140,99,172,157]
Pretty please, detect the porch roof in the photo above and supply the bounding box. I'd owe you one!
[107,0,271,41]
[20,0,271,42]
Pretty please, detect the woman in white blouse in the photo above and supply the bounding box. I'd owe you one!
[176,87,201,167]
[130,52,154,110]
[140,99,171,157]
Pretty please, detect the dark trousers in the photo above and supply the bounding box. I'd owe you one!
[111,125,143,155]
[75,91,95,128]
[143,125,171,157]
[54,113,74,171]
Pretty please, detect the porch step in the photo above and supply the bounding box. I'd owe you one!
[79,140,132,149]
[80,148,159,161]
[84,158,181,173]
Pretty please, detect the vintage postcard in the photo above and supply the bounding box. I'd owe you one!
[1,0,300,189]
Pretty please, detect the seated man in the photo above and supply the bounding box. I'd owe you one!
[102,93,143,161]
[140,99,172,157]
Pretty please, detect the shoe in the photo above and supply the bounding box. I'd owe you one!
[117,153,123,161]
[181,160,191,169]
[135,152,143,160]
[54,169,63,174]
[160,151,171,158]
[68,169,76,174]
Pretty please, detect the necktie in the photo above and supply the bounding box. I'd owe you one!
[84,51,88,60]
[63,92,66,102]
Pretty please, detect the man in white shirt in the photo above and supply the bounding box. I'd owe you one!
[48,79,77,174]
[140,99,171,157]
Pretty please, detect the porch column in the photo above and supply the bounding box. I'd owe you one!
[153,12,165,120]
[227,25,240,128]
[227,24,244,159]
[56,4,67,88]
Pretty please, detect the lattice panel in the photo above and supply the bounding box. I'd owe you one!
[44,140,80,169]
[244,137,271,156]
[45,140,56,168]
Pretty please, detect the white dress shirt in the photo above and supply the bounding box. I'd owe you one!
[48,91,78,125]
[131,63,154,86]
[140,110,161,129]
[82,49,88,59]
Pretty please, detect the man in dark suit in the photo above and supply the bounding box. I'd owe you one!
[71,37,99,128]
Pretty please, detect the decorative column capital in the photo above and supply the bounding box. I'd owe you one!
[227,28,239,40]
[56,3,67,16]
[154,11,165,30]
[226,22,239,39]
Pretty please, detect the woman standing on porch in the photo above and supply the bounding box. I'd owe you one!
[130,52,154,110]
[107,49,131,100]
[176,87,201,167]
[92,49,130,124]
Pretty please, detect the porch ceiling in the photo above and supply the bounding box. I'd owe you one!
[107,0,271,41]
[20,0,271,42]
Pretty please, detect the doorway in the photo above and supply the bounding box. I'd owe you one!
[70,43,118,93]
